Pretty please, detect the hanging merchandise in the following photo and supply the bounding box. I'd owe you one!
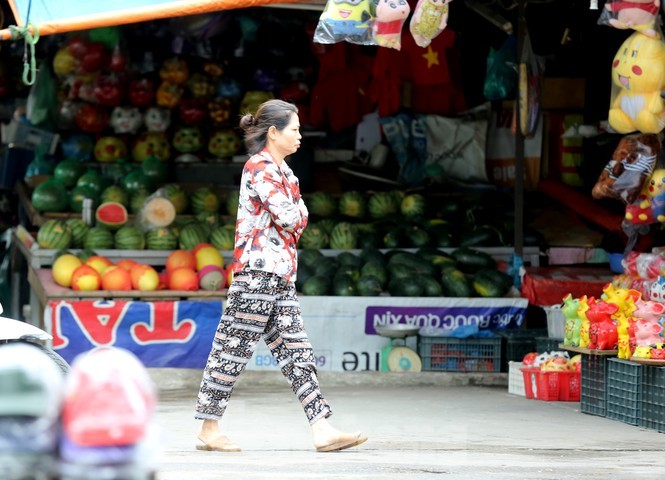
[513,30,544,138]
[313,0,376,45]
[483,35,517,101]
[608,31,665,134]
[597,0,661,38]
[372,0,410,50]
[380,113,427,187]
[26,61,58,128]
[410,0,451,48]
[591,132,661,203]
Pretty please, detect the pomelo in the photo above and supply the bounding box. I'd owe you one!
[101,265,132,290]
[194,245,224,271]
[130,264,159,291]
[71,265,102,291]
[86,256,113,275]
[52,254,83,287]
[168,267,199,291]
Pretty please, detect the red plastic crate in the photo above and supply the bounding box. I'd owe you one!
[521,367,581,402]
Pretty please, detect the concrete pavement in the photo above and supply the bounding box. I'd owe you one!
[149,370,665,480]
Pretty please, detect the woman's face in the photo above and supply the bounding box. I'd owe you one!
[270,112,301,158]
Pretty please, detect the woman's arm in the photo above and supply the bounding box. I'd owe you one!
[252,160,305,233]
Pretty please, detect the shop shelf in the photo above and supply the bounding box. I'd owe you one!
[606,358,642,426]
[580,353,610,417]
[418,336,501,372]
[639,365,665,433]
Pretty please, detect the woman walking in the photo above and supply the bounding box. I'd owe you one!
[194,99,367,453]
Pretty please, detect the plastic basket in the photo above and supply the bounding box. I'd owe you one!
[418,336,501,372]
[639,365,665,433]
[607,358,642,426]
[535,337,564,354]
[580,354,610,417]
[521,367,581,401]
[508,361,526,396]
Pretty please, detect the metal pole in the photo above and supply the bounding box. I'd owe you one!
[514,0,527,258]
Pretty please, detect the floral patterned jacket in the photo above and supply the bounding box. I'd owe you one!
[232,150,308,282]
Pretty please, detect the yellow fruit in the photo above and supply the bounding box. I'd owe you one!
[86,255,113,275]
[52,254,83,287]
[194,246,224,271]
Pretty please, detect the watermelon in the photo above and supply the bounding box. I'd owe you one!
[225,192,239,216]
[95,202,128,230]
[102,161,134,185]
[66,218,90,248]
[69,185,99,213]
[146,228,178,250]
[122,169,154,194]
[472,268,513,298]
[210,225,235,251]
[400,193,427,219]
[361,261,388,288]
[53,159,86,187]
[440,268,473,297]
[100,185,129,207]
[37,220,72,250]
[196,212,220,228]
[76,171,110,196]
[356,275,383,296]
[162,184,189,214]
[179,223,209,250]
[140,156,168,185]
[338,191,366,219]
[316,218,336,235]
[31,179,69,213]
[77,248,97,262]
[191,187,220,214]
[368,192,399,219]
[299,248,324,269]
[308,192,336,217]
[114,226,146,250]
[329,222,357,250]
[299,224,329,250]
[301,275,331,295]
[84,226,114,250]
[130,188,150,214]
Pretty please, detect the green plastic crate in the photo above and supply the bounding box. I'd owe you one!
[580,354,610,417]
[418,336,501,372]
[495,329,547,372]
[535,336,565,354]
[640,365,665,433]
[607,358,642,426]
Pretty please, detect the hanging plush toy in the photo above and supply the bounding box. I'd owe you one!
[598,0,661,38]
[410,0,450,48]
[372,0,411,50]
[313,0,375,45]
[608,31,665,134]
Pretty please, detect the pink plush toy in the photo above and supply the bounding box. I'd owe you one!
[410,0,451,48]
[600,0,661,38]
[372,0,411,50]
[585,301,619,350]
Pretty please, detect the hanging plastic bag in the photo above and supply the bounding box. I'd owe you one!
[512,30,544,138]
[483,35,517,101]
[313,0,375,45]
[26,62,58,128]
[410,0,451,48]
[597,0,661,38]
[608,31,665,134]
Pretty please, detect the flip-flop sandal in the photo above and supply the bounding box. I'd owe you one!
[196,435,241,452]
[316,433,368,452]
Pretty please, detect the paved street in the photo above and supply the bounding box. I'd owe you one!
[148,370,665,480]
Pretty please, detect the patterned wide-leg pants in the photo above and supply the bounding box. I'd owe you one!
[195,270,332,424]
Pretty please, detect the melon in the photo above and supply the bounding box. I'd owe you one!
[194,245,224,271]
[95,202,128,230]
[210,225,235,251]
[71,264,102,291]
[162,184,189,214]
[140,156,168,185]
[84,226,114,250]
[69,185,99,214]
[53,158,86,188]
[77,248,98,263]
[100,185,130,207]
[129,188,150,214]
[400,193,427,219]
[31,179,69,213]
[308,191,336,217]
[338,191,367,219]
[114,226,145,250]
[122,169,154,194]
[368,192,399,219]
[191,187,220,214]
[145,227,178,250]
[141,197,176,228]
[66,218,89,248]
[37,220,72,250]
[225,192,239,216]
[76,171,110,196]
[179,223,209,250]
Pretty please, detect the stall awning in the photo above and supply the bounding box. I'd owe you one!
[1,0,325,40]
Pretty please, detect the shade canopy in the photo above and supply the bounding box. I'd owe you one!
[1,0,324,40]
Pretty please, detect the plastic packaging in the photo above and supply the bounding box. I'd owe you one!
[313,0,375,45]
